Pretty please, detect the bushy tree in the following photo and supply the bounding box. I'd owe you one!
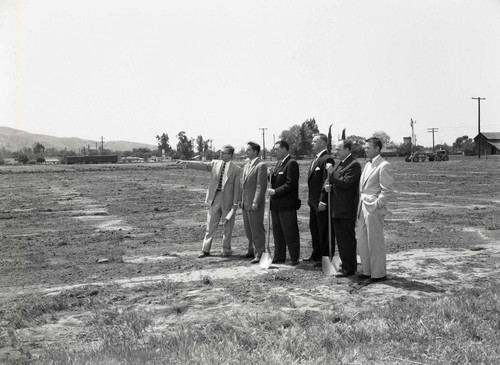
[279,124,302,158]
[298,118,319,157]
[33,142,45,155]
[196,135,209,156]
[345,135,366,158]
[176,131,194,159]
[372,131,392,147]
[156,133,171,155]
[453,135,475,155]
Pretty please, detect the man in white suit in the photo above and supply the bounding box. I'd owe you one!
[178,145,242,258]
[357,137,394,282]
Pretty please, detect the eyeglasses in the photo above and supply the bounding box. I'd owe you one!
[220,151,231,155]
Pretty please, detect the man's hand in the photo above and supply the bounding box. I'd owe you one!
[324,184,332,193]
[325,163,334,174]
[318,202,327,211]
[251,202,259,211]
[268,167,275,175]
[267,188,276,196]
[222,218,229,226]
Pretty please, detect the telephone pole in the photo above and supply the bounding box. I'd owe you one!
[410,119,417,150]
[472,97,485,158]
[259,127,268,160]
[427,128,439,150]
[100,136,105,155]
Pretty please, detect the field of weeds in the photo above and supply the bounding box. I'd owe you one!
[1,155,499,364]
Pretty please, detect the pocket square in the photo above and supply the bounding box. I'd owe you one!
[278,171,284,175]
[314,167,320,171]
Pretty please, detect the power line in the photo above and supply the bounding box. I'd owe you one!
[472,97,486,158]
[259,127,268,160]
[427,128,439,150]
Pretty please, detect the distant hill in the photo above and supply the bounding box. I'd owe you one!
[0,127,157,152]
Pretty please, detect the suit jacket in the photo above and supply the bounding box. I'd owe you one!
[185,160,242,210]
[308,150,334,211]
[326,154,362,219]
[358,155,394,215]
[241,158,268,210]
[270,155,300,211]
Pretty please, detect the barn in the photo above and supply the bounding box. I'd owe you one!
[474,132,500,155]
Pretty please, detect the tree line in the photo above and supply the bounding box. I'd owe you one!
[0,124,477,165]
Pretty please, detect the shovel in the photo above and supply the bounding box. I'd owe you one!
[260,177,273,269]
[322,189,339,275]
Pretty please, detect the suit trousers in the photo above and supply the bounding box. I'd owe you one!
[357,204,386,278]
[333,218,357,274]
[202,191,234,254]
[271,210,300,261]
[242,206,266,257]
[309,208,335,260]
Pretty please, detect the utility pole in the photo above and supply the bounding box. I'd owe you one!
[410,119,416,151]
[427,128,439,150]
[259,127,268,160]
[100,136,105,155]
[472,97,486,158]
[208,139,213,152]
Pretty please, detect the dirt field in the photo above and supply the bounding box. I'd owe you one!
[1,155,499,363]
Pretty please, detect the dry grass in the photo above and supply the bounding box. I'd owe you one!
[18,279,497,365]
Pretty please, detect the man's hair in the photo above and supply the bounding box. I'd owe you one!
[314,133,328,144]
[366,137,383,151]
[247,141,261,154]
[221,144,235,155]
[343,140,353,151]
[275,140,290,151]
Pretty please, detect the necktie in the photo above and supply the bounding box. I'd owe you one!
[217,162,226,190]
[310,156,318,172]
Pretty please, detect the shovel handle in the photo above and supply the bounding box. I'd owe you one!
[327,189,332,260]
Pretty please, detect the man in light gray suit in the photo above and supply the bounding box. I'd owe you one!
[240,141,268,264]
[357,137,394,282]
[178,145,242,258]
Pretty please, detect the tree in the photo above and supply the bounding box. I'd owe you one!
[279,124,302,158]
[33,142,45,155]
[327,124,333,154]
[176,131,194,159]
[453,135,475,155]
[345,135,366,158]
[341,128,346,141]
[156,133,171,155]
[298,118,319,157]
[196,135,209,156]
[372,131,392,147]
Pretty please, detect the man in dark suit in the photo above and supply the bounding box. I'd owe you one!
[325,140,362,276]
[306,133,335,266]
[268,140,301,265]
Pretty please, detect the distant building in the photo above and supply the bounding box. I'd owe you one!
[44,158,60,164]
[474,132,500,155]
[403,137,412,144]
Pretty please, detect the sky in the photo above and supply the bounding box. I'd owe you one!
[1,0,499,151]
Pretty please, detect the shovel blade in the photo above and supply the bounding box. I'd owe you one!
[259,252,273,269]
[322,256,338,276]
[332,256,341,272]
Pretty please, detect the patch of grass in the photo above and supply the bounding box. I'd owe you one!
[3,286,101,329]
[37,280,500,364]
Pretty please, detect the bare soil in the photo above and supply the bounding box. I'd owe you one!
[1,156,499,362]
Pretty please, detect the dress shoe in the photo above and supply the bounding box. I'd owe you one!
[335,269,354,278]
[290,260,299,266]
[369,276,387,283]
[272,258,285,264]
[303,255,317,262]
[240,252,255,259]
[250,257,261,264]
[197,251,210,258]
[357,274,371,279]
